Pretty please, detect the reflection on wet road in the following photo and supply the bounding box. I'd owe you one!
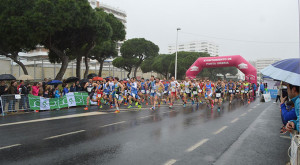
[0,98,290,165]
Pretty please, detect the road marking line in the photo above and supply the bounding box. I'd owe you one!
[164,159,177,165]
[0,112,107,127]
[44,130,86,140]
[213,126,228,135]
[186,138,209,152]
[231,118,239,123]
[0,144,21,150]
[99,121,126,128]
[253,106,257,108]
[280,136,290,139]
[248,109,253,112]
[240,112,247,116]
[139,115,153,119]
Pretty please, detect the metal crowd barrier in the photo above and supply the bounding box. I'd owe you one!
[0,94,30,116]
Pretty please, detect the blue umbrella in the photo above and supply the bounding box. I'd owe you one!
[47,80,63,85]
[261,58,300,86]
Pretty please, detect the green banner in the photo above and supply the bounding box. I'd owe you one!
[28,92,89,110]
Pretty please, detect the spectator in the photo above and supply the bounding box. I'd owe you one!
[62,83,69,96]
[274,85,281,103]
[54,85,61,98]
[75,81,82,91]
[42,78,48,91]
[0,81,8,113]
[285,84,300,132]
[259,82,264,95]
[43,85,51,98]
[7,81,18,112]
[31,82,39,96]
[19,82,30,110]
[280,98,296,134]
[70,83,76,92]
[252,83,257,97]
[38,82,43,96]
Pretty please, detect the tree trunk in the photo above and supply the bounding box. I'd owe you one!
[55,55,69,80]
[48,46,69,81]
[98,59,104,77]
[76,56,82,79]
[127,71,131,78]
[133,67,138,78]
[1,52,29,75]
[13,59,29,75]
[83,56,89,78]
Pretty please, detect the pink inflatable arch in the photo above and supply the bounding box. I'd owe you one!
[186,55,257,83]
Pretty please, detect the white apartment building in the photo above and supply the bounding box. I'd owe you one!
[168,41,219,56]
[256,58,281,81]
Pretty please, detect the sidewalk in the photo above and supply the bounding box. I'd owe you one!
[215,102,291,165]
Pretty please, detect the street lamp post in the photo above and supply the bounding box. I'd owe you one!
[175,27,181,80]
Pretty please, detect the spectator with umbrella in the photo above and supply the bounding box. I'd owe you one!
[261,58,300,132]
[76,80,83,91]
[62,83,69,96]
[7,81,18,112]
[70,83,76,92]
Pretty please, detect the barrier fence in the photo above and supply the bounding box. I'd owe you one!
[0,92,89,116]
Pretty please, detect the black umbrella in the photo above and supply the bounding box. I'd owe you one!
[87,73,97,79]
[65,77,79,83]
[79,79,89,84]
[0,74,16,81]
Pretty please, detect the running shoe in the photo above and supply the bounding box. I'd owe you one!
[211,103,214,109]
[248,100,250,104]
[146,103,148,105]
[128,105,132,109]
[135,102,138,106]
[169,105,172,109]
[150,106,155,111]
[99,105,103,109]
[84,107,88,110]
[138,105,142,108]
[217,107,220,112]
[97,100,100,106]
[183,104,186,107]
[158,104,160,107]
[192,100,194,105]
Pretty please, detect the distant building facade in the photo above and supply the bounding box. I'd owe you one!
[168,41,219,56]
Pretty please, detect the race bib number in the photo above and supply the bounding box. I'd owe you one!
[115,94,119,98]
[172,89,176,92]
[141,90,145,94]
[87,87,92,92]
[185,89,190,93]
[180,90,184,93]
[198,89,202,93]
[229,90,232,93]
[241,90,245,93]
[236,90,239,93]
[146,90,150,94]
[132,93,136,98]
[97,94,102,98]
[164,91,168,94]
[151,90,154,93]
[216,93,221,97]
[157,93,161,96]
[193,91,197,95]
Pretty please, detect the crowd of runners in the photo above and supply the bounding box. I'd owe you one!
[83,76,258,113]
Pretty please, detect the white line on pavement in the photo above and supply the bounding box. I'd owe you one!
[0,112,107,127]
[240,112,247,117]
[231,118,239,123]
[213,126,228,135]
[253,106,257,108]
[139,115,153,119]
[248,109,253,112]
[186,138,209,152]
[280,136,291,140]
[99,121,126,128]
[0,144,21,150]
[164,159,177,165]
[44,130,86,140]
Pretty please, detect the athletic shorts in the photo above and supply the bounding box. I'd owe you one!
[171,92,176,96]
[150,92,156,97]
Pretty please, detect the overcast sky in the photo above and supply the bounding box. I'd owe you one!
[100,0,299,61]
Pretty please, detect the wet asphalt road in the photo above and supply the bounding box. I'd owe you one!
[0,98,290,165]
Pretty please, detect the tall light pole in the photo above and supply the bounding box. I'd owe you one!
[175,27,181,80]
